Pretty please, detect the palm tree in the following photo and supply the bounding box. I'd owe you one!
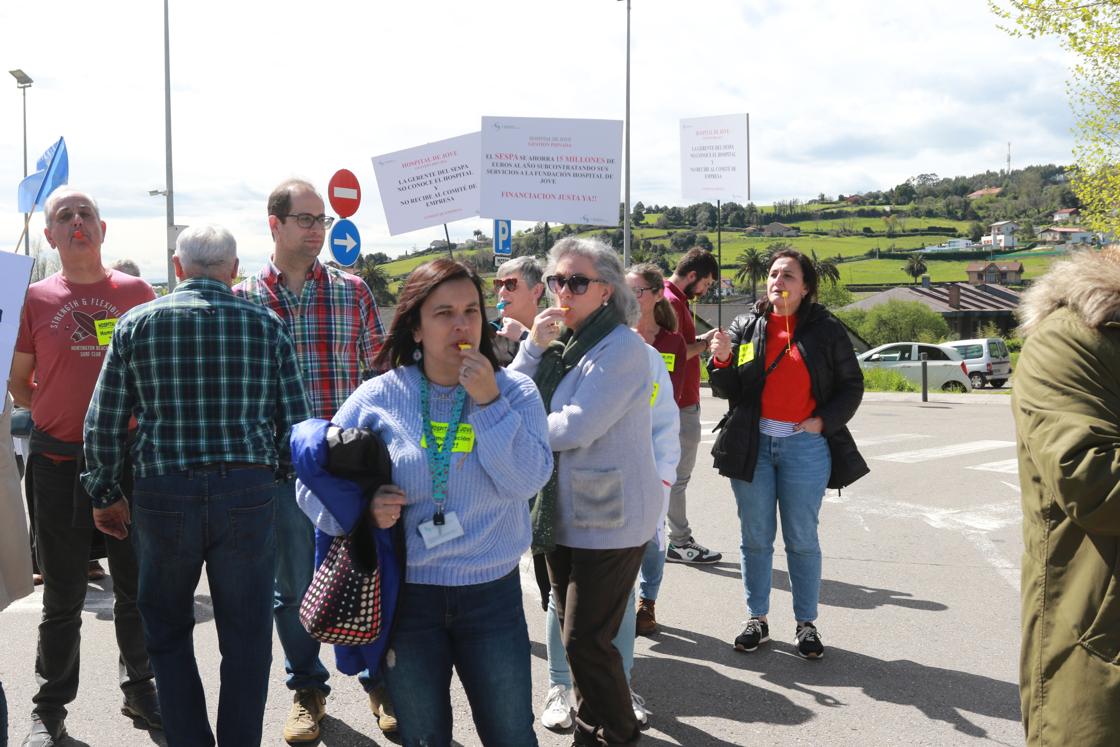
[353,255,397,306]
[734,247,769,301]
[903,254,928,284]
[810,249,841,287]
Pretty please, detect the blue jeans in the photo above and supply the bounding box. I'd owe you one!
[547,587,636,688]
[273,480,329,694]
[383,569,537,747]
[730,430,831,623]
[638,538,665,601]
[132,466,278,747]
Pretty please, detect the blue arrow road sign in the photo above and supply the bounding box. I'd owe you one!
[330,219,361,266]
[493,219,512,255]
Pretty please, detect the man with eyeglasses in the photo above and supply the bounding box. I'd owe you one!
[491,256,545,366]
[234,178,385,743]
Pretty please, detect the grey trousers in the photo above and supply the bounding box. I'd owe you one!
[667,403,702,545]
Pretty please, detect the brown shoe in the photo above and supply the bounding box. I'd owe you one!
[283,689,326,743]
[87,561,106,581]
[636,598,658,636]
[368,686,398,733]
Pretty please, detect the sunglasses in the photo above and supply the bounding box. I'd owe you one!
[492,277,519,292]
[546,274,608,295]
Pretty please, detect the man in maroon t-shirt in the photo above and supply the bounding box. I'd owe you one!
[663,247,723,566]
[9,190,160,746]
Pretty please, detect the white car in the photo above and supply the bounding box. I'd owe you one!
[857,342,971,393]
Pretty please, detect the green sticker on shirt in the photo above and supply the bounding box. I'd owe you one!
[94,318,118,346]
[737,342,754,367]
[420,422,476,452]
[660,352,676,372]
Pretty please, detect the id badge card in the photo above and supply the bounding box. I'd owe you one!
[418,511,465,549]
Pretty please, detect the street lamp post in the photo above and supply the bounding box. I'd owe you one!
[162,0,176,290]
[10,69,33,255]
[617,0,631,266]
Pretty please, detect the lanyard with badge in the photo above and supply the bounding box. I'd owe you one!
[418,373,467,548]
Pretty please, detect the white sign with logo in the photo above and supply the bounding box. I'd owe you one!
[0,251,36,382]
[680,113,750,203]
[371,132,481,236]
[480,116,622,226]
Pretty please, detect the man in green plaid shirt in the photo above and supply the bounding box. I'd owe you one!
[81,225,309,747]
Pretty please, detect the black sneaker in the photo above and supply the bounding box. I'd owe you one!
[795,622,824,659]
[733,618,770,652]
[666,537,722,564]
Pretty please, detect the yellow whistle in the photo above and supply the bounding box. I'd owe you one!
[458,343,472,351]
[781,291,789,298]
[559,306,570,311]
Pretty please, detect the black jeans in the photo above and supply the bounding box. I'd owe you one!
[29,455,153,724]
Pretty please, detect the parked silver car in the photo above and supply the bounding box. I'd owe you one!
[945,338,1012,389]
[857,342,971,393]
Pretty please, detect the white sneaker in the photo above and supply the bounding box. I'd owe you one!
[630,689,651,726]
[540,684,575,730]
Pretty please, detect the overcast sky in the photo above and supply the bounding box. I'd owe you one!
[1,0,1073,282]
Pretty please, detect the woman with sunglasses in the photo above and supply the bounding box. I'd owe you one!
[490,256,546,366]
[296,258,553,746]
[708,249,867,660]
[510,237,662,747]
[625,263,688,638]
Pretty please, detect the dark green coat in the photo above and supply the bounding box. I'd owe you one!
[1013,250,1120,747]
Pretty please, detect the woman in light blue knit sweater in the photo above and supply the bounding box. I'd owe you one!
[299,259,553,747]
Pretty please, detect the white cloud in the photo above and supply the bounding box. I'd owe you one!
[1,0,1075,281]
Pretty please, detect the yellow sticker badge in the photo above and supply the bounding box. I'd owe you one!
[420,422,476,452]
[737,342,755,367]
[660,352,676,373]
[94,318,119,346]
[649,382,660,408]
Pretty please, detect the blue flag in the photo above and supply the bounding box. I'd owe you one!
[17,137,69,214]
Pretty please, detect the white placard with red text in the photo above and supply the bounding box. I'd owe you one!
[680,114,750,203]
[480,116,623,226]
[0,251,35,382]
[371,132,481,236]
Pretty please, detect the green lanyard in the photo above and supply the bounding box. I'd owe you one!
[419,374,467,526]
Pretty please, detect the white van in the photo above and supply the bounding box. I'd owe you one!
[947,338,1012,389]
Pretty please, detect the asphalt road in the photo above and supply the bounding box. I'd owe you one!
[1,389,1024,746]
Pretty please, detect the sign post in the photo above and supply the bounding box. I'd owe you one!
[329,219,362,267]
[328,169,362,218]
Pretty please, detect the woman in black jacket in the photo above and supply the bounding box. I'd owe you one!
[708,249,866,660]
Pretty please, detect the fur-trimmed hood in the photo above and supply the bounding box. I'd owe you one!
[1017,248,1120,337]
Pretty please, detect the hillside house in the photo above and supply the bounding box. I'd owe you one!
[967,187,1003,199]
[981,220,1018,249]
[966,261,1024,285]
[1052,208,1079,222]
[761,222,800,238]
[923,238,974,252]
[1038,226,1093,244]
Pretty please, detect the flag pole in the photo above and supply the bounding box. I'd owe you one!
[12,214,31,254]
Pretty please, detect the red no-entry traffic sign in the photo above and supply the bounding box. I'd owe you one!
[328,169,361,218]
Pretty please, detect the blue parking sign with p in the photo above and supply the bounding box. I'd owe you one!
[493,219,512,256]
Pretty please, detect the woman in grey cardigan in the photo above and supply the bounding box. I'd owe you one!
[510,238,662,747]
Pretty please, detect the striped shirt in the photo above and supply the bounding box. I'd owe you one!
[234,259,384,419]
[81,278,311,508]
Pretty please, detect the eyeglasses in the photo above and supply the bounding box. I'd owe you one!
[282,213,335,229]
[493,277,519,292]
[629,285,656,298]
[546,274,608,295]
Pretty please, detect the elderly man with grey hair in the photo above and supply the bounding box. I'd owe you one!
[82,224,310,747]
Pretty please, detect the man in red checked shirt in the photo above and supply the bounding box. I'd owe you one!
[234,178,385,743]
[663,247,723,566]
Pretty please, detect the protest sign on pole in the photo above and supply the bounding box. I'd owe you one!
[371,132,481,236]
[480,117,623,226]
[0,252,36,381]
[680,114,750,203]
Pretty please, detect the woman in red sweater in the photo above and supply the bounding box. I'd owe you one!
[707,250,866,660]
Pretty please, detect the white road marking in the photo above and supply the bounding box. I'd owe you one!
[854,433,930,448]
[874,440,1015,464]
[967,459,1020,474]
[4,588,215,615]
[826,491,1021,588]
